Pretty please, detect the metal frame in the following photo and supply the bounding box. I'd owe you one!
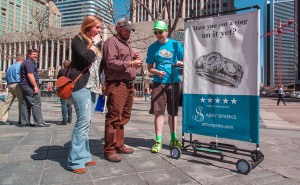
[170,6,264,175]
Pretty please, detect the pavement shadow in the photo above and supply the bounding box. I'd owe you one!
[123,137,162,149]
[125,137,245,174]
[1,120,60,127]
[31,139,104,170]
[45,120,61,124]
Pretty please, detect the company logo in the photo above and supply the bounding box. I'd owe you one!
[192,106,204,122]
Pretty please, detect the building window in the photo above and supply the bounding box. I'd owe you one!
[1,7,6,11]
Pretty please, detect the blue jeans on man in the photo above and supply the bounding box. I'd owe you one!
[67,88,98,170]
[60,98,73,123]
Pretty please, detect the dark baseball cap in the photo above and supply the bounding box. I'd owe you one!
[117,18,135,32]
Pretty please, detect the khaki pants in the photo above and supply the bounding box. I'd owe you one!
[0,83,23,123]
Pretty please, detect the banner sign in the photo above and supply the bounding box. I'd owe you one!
[183,11,260,144]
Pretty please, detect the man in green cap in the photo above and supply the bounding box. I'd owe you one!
[146,20,184,153]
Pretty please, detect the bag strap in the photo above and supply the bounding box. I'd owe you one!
[73,64,91,83]
[64,65,71,76]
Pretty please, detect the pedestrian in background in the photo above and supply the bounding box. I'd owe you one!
[0,54,24,125]
[57,60,73,125]
[144,86,150,101]
[20,49,50,127]
[277,84,286,106]
[67,15,102,174]
[146,21,184,153]
[103,17,143,162]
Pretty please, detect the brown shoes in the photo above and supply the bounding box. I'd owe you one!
[85,161,96,166]
[71,161,96,174]
[116,147,134,154]
[105,153,121,162]
[72,168,86,174]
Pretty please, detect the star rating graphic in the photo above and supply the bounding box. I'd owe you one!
[231,98,237,104]
[223,98,229,104]
[200,97,237,104]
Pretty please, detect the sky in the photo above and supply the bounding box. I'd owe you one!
[113,0,130,20]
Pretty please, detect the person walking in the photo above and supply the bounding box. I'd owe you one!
[146,21,184,153]
[0,54,24,125]
[20,49,50,127]
[57,60,73,125]
[103,17,143,162]
[66,15,102,174]
[277,85,286,106]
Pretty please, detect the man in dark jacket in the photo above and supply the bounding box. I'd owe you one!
[57,60,73,125]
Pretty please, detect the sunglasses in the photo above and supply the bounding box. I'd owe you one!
[153,30,165,35]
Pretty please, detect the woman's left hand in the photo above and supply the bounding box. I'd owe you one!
[99,83,103,95]
[176,61,183,66]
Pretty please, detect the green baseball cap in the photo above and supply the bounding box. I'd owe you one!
[153,21,168,30]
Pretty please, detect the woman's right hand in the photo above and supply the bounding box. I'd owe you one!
[92,34,102,45]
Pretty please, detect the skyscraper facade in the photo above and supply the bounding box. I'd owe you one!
[131,0,234,23]
[54,0,113,27]
[296,0,299,86]
[264,0,295,87]
[0,0,61,35]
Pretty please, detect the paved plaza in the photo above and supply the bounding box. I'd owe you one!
[0,97,300,185]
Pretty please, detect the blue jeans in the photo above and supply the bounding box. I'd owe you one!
[60,98,72,121]
[67,88,98,170]
[90,92,98,118]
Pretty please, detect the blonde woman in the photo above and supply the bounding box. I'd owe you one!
[67,15,102,174]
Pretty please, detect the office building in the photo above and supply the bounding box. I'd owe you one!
[264,0,295,87]
[0,0,61,35]
[296,0,299,86]
[131,0,234,23]
[54,0,113,27]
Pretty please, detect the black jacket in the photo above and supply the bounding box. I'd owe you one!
[69,35,96,91]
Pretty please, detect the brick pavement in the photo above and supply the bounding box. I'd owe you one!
[0,97,299,185]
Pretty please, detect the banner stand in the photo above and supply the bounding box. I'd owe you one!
[170,6,264,175]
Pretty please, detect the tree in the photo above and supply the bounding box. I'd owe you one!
[130,0,184,37]
[28,1,73,51]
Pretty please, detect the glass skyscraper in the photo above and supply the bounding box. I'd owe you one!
[264,0,295,86]
[54,0,113,27]
[131,0,234,23]
[0,0,61,35]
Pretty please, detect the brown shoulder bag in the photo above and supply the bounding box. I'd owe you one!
[55,65,89,99]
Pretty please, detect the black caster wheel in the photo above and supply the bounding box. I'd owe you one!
[251,151,263,161]
[236,159,252,174]
[170,146,181,159]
